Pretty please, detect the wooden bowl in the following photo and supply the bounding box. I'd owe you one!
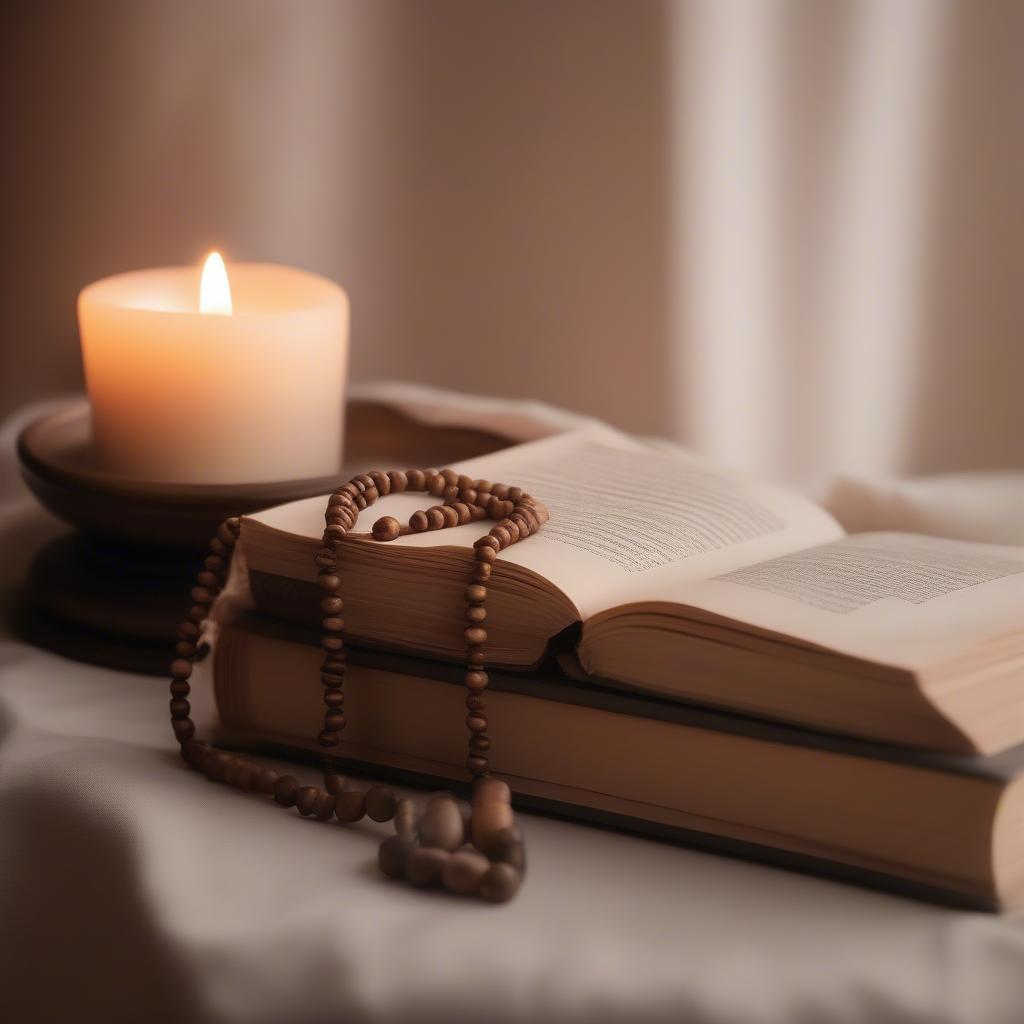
[17,398,511,548]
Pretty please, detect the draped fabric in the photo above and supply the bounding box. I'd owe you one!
[2,1,1021,483]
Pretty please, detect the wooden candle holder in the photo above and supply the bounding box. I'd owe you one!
[14,397,515,675]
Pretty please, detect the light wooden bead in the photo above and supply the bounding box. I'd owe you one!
[418,796,465,851]
[372,516,401,542]
[466,605,486,624]
[426,507,446,530]
[465,670,488,691]
[442,850,491,896]
[467,649,486,666]
[440,468,459,486]
[466,713,488,733]
[472,563,492,582]
[406,469,426,490]
[440,505,460,528]
[465,584,487,604]
[499,519,520,542]
[473,778,511,806]
[406,847,449,888]
[321,596,344,615]
[472,802,515,856]
[480,862,521,903]
[465,627,487,646]
[369,471,391,495]
[388,470,409,492]
[475,479,493,494]
[489,526,511,548]
[428,474,446,497]
[476,546,497,565]
[318,573,341,592]
[379,834,417,878]
[443,485,460,504]
[452,502,473,524]
[460,487,478,506]
[394,798,418,837]
[365,785,397,822]
[491,482,509,499]
[409,510,429,532]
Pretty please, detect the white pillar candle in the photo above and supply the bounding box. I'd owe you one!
[78,256,349,484]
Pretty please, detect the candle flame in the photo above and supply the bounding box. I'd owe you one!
[199,252,233,315]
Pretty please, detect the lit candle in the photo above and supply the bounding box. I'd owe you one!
[78,254,349,484]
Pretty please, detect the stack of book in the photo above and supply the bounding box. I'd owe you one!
[194,427,1024,910]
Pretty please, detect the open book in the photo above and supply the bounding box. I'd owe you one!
[236,428,1024,756]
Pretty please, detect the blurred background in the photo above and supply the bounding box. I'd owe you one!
[1,0,1021,484]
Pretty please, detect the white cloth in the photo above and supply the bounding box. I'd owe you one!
[3,388,1024,1024]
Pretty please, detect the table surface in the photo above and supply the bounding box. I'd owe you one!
[3,395,1024,1024]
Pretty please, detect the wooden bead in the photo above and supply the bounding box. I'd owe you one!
[321,636,344,652]
[323,709,346,731]
[170,679,190,698]
[324,773,346,795]
[174,641,196,659]
[466,713,488,733]
[440,468,458,486]
[440,505,460,528]
[372,516,401,542]
[472,802,515,856]
[388,470,408,492]
[472,563,492,582]
[369,470,391,495]
[178,622,200,640]
[465,669,488,691]
[489,526,511,548]
[467,649,486,666]
[428,474,446,497]
[469,734,491,752]
[208,751,232,779]
[443,485,460,503]
[296,782,319,815]
[318,729,340,747]
[217,522,238,546]
[335,790,366,822]
[197,570,219,589]
[321,596,344,615]
[209,538,228,556]
[442,850,490,896]
[460,488,478,506]
[473,778,511,806]
[451,502,473,524]
[417,796,465,851]
[491,482,509,499]
[426,507,446,530]
[314,548,338,570]
[203,554,224,572]
[465,627,488,647]
[499,519,520,543]
[181,740,205,766]
[466,693,486,711]
[475,535,501,552]
[406,468,426,490]
[489,827,526,875]
[476,546,497,565]
[394,798,418,837]
[169,698,190,718]
[365,785,397,822]
[378,834,417,878]
[409,510,429,532]
[322,688,345,707]
[188,605,207,623]
[475,492,492,509]
[256,768,279,795]
[170,659,192,679]
[465,605,486,625]
[322,616,345,632]
[324,524,347,544]
[466,754,489,775]
[322,653,346,670]
[317,573,341,592]
[273,776,300,807]
[406,847,449,888]
[314,791,337,820]
[465,584,487,604]
[172,719,195,741]
[479,862,521,903]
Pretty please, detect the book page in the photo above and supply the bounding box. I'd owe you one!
[670,532,1024,668]
[250,428,843,619]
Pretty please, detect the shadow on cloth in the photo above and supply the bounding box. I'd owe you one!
[0,782,208,1024]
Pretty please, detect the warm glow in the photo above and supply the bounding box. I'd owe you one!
[199,252,233,315]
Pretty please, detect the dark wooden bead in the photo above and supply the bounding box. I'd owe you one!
[217,522,238,546]
[169,698,190,718]
[324,773,346,795]
[472,801,515,856]
[322,655,346,672]
[324,709,346,731]
[406,468,426,490]
[256,768,279,795]
[365,785,397,822]
[209,538,228,556]
[322,616,345,632]
[314,548,338,570]
[321,596,344,615]
[379,834,417,879]
[388,470,409,492]
[322,688,345,707]
[362,485,379,504]
[480,862,521,903]
[475,479,493,494]
[394,798,417,837]
[196,570,220,589]
[321,636,344,652]
[273,775,300,806]
[318,729,340,747]
[372,516,401,542]
[335,790,366,822]
[466,713,488,733]
[178,621,200,640]
[465,670,488,691]
[409,510,429,532]
[181,740,205,766]
[170,659,193,679]
[465,584,487,604]
[172,718,195,741]
[203,554,224,572]
[174,641,196,659]
[406,847,449,888]
[170,679,190,698]
[469,734,491,752]
[465,627,488,647]
[324,524,347,544]
[466,754,489,776]
[466,693,486,711]
[314,791,337,820]
[321,669,345,686]
[352,473,373,491]
[417,797,464,852]
[465,605,486,624]
[295,786,320,816]
[467,649,486,667]
[426,507,446,530]
[473,778,511,806]
[490,827,527,875]
[317,573,341,592]
[442,850,490,896]
[188,604,208,623]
